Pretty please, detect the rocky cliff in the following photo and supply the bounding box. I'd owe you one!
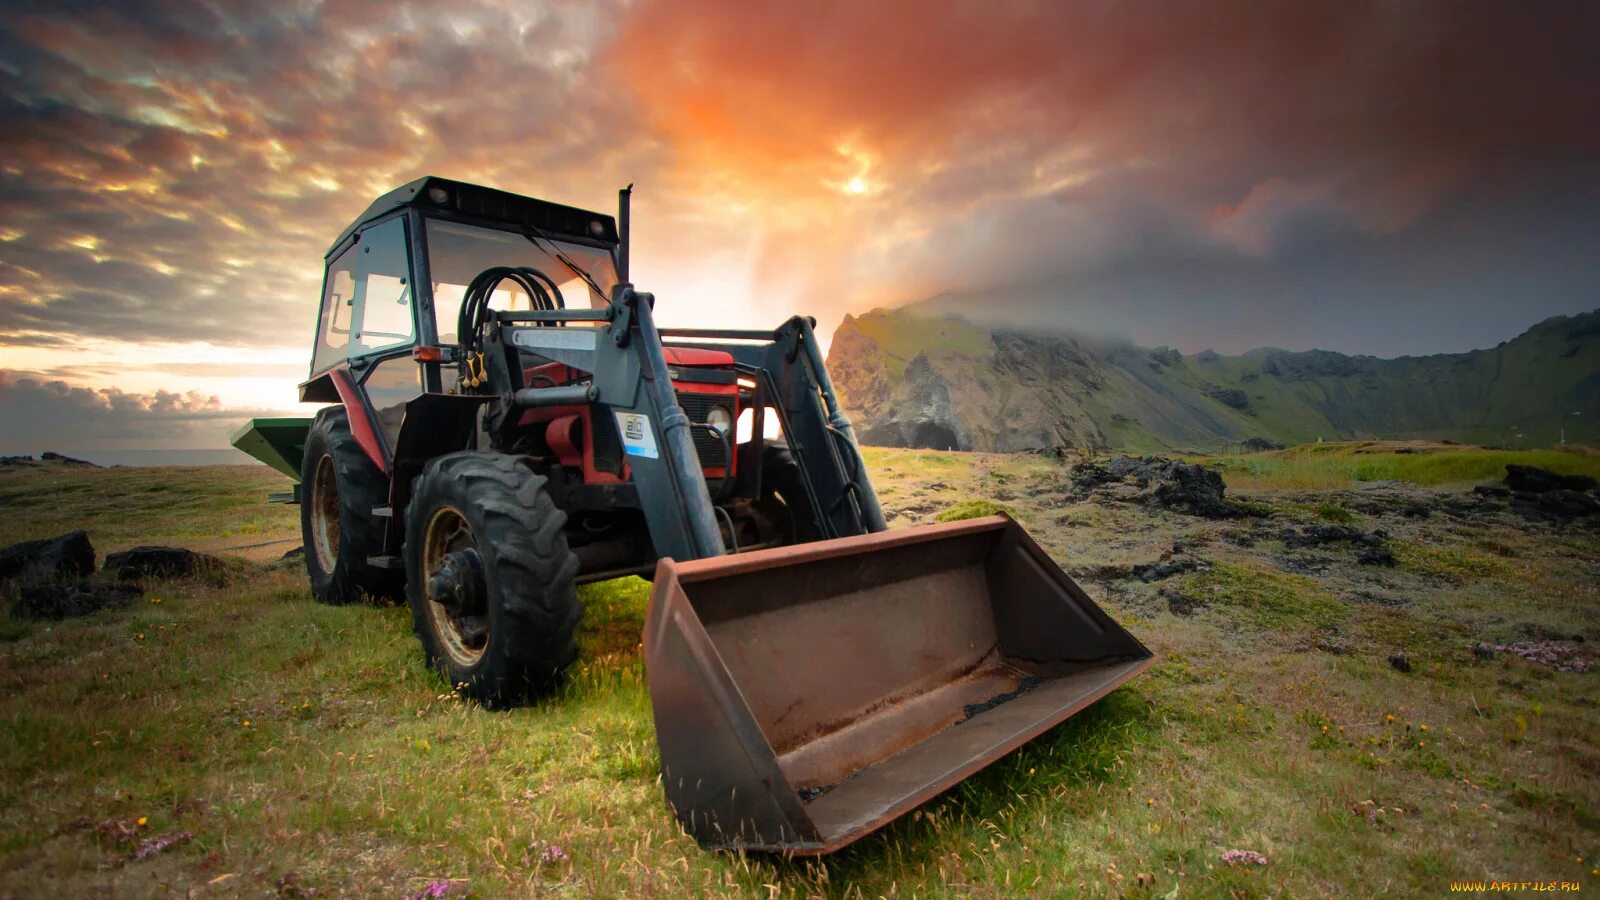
[827,307,1600,452]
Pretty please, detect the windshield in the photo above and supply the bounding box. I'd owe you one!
[424,218,619,343]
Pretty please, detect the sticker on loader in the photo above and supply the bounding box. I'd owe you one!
[615,412,659,459]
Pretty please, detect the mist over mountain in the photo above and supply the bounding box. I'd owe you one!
[827,306,1600,453]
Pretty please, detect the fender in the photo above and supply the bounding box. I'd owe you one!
[328,368,389,473]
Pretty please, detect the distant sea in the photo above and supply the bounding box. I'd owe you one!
[7,449,265,467]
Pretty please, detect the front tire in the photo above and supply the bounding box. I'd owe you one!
[300,407,403,605]
[404,452,582,705]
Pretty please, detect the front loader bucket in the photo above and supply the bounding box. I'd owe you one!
[644,514,1154,854]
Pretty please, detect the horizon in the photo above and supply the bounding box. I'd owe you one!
[860,302,1600,361]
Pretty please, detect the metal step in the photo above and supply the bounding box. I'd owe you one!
[367,555,404,570]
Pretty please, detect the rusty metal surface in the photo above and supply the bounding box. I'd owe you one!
[643,514,1155,854]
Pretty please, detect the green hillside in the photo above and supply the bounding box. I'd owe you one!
[827,307,1600,452]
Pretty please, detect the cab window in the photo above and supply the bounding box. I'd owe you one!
[351,217,415,356]
[312,252,355,374]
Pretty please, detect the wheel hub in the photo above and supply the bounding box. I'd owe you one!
[428,548,485,615]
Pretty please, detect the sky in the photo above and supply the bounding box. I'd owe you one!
[1,1,1597,451]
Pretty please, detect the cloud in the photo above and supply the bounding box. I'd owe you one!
[602,0,1600,339]
[0,0,654,352]
[0,369,260,450]
[0,0,1597,423]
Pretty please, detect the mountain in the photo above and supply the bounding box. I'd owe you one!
[826,306,1600,452]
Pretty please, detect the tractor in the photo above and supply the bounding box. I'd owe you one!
[232,177,1152,854]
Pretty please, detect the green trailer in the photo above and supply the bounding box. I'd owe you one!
[230,417,312,501]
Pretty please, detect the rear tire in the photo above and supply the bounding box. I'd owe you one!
[404,452,581,706]
[300,407,403,605]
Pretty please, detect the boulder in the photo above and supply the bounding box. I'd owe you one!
[103,546,225,580]
[12,582,141,620]
[1509,490,1600,521]
[1070,455,1255,519]
[1503,464,1598,494]
[0,531,96,586]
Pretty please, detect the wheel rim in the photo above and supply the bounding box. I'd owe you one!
[422,505,490,668]
[309,453,340,572]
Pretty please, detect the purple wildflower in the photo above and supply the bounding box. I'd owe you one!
[1222,848,1269,867]
[405,880,453,900]
[131,830,193,861]
[1494,641,1593,672]
[539,843,569,864]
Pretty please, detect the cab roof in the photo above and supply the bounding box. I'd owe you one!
[326,176,619,258]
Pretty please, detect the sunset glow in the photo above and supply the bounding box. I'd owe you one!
[1,2,1597,452]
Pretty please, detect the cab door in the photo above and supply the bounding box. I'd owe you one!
[348,216,424,454]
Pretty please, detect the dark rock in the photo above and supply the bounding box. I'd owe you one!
[1161,587,1207,617]
[0,531,96,586]
[1356,545,1397,566]
[1070,455,1255,519]
[39,451,99,467]
[1241,437,1284,452]
[1388,653,1412,673]
[1509,489,1600,521]
[1472,643,1497,662]
[103,546,225,580]
[1350,590,1409,607]
[1400,503,1433,519]
[1273,554,1330,575]
[1206,387,1249,409]
[279,546,305,561]
[1472,485,1512,499]
[1135,555,1207,582]
[12,581,141,620]
[1504,464,1598,493]
[0,455,36,467]
[1076,554,1207,583]
[1148,347,1183,368]
[1282,524,1395,564]
[1285,524,1359,545]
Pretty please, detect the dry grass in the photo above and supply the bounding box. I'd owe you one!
[1194,441,1600,493]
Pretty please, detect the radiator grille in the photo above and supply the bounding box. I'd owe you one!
[591,410,622,474]
[676,394,733,469]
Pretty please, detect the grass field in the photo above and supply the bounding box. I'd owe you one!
[1,446,1597,897]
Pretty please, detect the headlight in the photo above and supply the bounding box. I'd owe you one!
[706,405,733,434]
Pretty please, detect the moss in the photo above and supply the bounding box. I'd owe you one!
[1172,560,1346,630]
[1392,542,1512,584]
[935,499,1016,522]
[1310,502,1356,523]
